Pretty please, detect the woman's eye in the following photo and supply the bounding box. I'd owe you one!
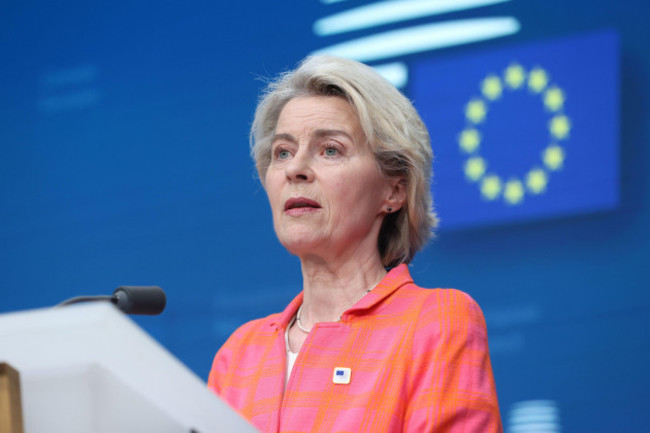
[277,149,290,160]
[324,147,338,157]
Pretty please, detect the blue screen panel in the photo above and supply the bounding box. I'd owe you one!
[410,30,619,229]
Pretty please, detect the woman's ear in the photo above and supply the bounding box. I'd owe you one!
[383,177,407,213]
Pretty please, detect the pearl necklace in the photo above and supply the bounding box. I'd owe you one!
[295,284,376,334]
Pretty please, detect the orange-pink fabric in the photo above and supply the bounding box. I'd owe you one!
[208,264,502,432]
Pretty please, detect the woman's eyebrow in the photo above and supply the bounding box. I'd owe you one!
[271,133,297,144]
[272,129,353,144]
[313,129,353,141]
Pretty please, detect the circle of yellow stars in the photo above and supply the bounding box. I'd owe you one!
[458,62,571,205]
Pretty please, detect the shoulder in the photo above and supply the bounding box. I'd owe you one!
[212,312,281,369]
[421,287,484,322]
[219,312,281,352]
[397,284,488,345]
[397,282,485,323]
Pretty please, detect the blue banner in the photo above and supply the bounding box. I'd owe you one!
[410,30,619,229]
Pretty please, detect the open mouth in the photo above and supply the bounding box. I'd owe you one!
[284,197,321,211]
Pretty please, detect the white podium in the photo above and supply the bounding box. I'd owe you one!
[0,303,259,433]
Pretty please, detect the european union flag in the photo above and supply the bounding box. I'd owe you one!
[410,30,619,229]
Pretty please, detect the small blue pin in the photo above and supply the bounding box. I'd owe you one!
[332,367,351,384]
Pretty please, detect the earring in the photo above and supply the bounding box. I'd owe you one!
[387,207,393,213]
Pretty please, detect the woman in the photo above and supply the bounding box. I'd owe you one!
[208,55,502,432]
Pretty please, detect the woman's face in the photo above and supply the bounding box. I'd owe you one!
[265,95,398,261]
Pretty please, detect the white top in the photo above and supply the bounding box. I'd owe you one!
[285,316,299,386]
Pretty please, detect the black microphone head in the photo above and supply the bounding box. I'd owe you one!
[112,286,166,315]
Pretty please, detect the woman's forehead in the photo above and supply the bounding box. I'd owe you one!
[275,95,367,143]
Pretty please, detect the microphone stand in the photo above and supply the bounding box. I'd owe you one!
[57,295,116,307]
[56,286,166,315]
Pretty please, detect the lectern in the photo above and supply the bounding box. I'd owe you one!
[0,303,259,433]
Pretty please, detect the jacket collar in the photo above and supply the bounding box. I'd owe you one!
[270,264,413,330]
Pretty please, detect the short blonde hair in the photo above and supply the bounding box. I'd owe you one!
[250,55,438,267]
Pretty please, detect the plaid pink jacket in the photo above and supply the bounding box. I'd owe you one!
[208,264,502,432]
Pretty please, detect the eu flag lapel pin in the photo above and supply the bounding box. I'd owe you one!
[333,367,351,384]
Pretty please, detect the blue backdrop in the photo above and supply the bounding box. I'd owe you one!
[1,1,649,431]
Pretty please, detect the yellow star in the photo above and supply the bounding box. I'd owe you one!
[526,168,548,194]
[503,179,525,205]
[549,114,571,140]
[504,63,525,89]
[528,67,549,93]
[465,98,487,124]
[481,74,502,100]
[480,175,502,200]
[543,145,565,171]
[464,156,486,181]
[544,86,565,112]
[458,128,481,153]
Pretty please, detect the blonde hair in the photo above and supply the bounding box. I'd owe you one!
[250,55,438,267]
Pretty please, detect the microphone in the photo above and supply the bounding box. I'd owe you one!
[112,286,166,315]
[57,286,166,315]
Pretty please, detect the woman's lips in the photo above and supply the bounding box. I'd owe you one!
[284,197,321,215]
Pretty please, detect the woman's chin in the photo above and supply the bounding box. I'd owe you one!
[278,234,326,258]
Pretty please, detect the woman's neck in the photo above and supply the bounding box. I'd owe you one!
[298,252,386,326]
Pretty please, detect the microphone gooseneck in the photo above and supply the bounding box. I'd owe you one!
[57,286,166,315]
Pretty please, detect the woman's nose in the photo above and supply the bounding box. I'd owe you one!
[285,149,314,182]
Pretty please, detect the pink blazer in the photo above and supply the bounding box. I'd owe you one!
[209,264,502,432]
